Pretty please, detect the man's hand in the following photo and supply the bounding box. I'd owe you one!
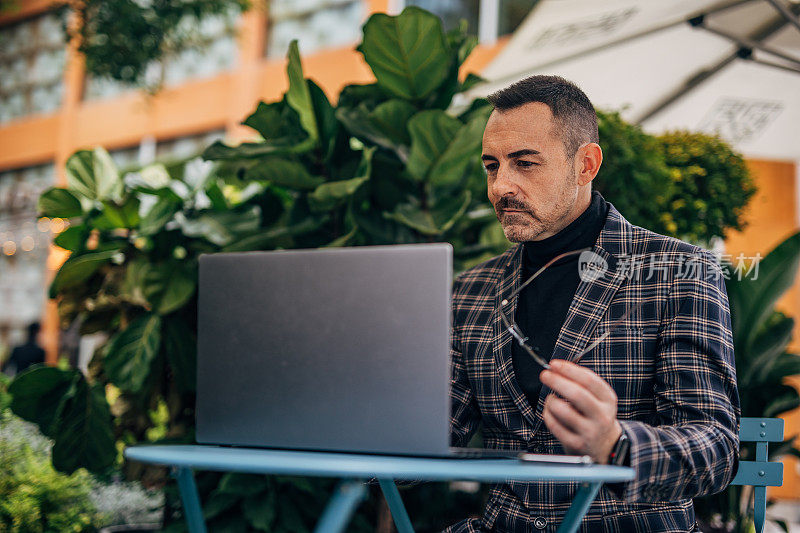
[540,359,622,464]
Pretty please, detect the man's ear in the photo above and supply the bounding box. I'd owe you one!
[576,142,603,186]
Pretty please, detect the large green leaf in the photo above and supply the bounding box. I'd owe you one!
[388,190,471,236]
[336,83,389,109]
[246,158,324,190]
[177,206,261,246]
[349,206,403,244]
[9,367,115,474]
[65,147,122,202]
[336,100,416,160]
[460,72,485,93]
[50,249,119,297]
[242,102,283,139]
[765,353,800,384]
[428,110,491,191]
[763,384,800,417]
[9,366,75,437]
[737,231,800,351]
[742,314,795,387]
[221,216,326,252]
[241,100,307,144]
[307,148,374,212]
[38,187,83,218]
[104,313,162,392]
[94,197,141,229]
[308,79,338,160]
[285,40,318,141]
[243,491,277,531]
[162,317,196,393]
[322,226,359,248]
[406,110,462,182]
[203,492,240,520]
[140,195,182,235]
[139,163,172,189]
[206,180,228,211]
[65,151,96,202]
[370,100,416,146]
[53,224,89,251]
[308,177,368,213]
[51,378,116,474]
[447,20,478,68]
[360,7,450,100]
[121,257,150,307]
[142,260,196,315]
[725,271,747,347]
[428,20,476,110]
[202,139,314,161]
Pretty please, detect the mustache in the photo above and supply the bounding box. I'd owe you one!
[495,197,530,211]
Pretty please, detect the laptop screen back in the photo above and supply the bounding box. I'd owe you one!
[196,244,452,455]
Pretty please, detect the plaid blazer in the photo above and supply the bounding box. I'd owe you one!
[446,203,740,533]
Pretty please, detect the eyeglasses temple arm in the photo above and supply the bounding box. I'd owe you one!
[499,307,551,369]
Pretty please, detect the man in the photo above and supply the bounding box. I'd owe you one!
[447,76,739,532]
[2,322,45,375]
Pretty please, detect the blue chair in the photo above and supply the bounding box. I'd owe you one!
[729,417,785,533]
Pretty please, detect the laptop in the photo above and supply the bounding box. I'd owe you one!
[196,244,591,464]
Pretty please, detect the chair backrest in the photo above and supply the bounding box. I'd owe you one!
[729,417,784,533]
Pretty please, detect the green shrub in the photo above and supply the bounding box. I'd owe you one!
[658,131,756,244]
[595,112,755,245]
[594,110,674,236]
[0,411,101,532]
[0,373,10,413]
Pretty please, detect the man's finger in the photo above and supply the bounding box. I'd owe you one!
[545,394,590,435]
[540,369,603,418]
[542,402,583,452]
[548,359,616,403]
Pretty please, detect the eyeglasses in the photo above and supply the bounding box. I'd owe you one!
[499,247,643,370]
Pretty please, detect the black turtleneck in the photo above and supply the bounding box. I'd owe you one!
[511,190,610,408]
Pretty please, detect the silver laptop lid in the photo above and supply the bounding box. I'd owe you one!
[196,243,452,455]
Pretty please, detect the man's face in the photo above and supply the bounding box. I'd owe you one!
[482,102,581,242]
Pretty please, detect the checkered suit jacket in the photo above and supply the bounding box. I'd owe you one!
[447,203,740,532]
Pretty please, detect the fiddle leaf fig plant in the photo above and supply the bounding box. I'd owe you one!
[10,7,496,530]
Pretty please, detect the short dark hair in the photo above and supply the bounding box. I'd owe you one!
[487,75,599,156]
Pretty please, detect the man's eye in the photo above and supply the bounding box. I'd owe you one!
[484,163,498,172]
[517,160,538,167]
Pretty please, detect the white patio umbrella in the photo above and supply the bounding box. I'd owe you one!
[475,0,800,160]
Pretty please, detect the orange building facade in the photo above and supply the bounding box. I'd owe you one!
[0,0,798,501]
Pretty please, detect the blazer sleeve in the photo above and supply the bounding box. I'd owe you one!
[615,250,740,502]
[449,278,483,448]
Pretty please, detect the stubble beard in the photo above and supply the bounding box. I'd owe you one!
[499,211,546,243]
[495,187,577,243]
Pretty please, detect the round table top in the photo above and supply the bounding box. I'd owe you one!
[125,445,634,483]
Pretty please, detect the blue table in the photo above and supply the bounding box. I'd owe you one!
[125,445,634,533]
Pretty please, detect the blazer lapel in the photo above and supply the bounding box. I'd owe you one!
[491,244,540,427]
[529,204,633,434]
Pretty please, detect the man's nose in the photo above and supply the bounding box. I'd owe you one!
[491,165,518,198]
